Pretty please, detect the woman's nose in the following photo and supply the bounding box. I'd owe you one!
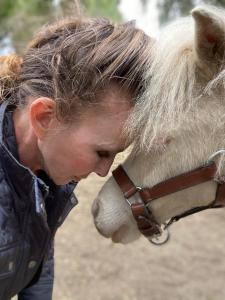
[95,159,114,177]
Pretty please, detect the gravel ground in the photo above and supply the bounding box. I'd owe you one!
[53,171,225,300]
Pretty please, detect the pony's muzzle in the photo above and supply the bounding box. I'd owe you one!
[91,198,100,219]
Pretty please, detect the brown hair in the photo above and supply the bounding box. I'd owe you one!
[0,17,152,122]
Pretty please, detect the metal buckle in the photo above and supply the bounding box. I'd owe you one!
[125,186,171,245]
[125,186,142,206]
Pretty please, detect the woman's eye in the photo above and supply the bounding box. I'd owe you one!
[97,151,111,158]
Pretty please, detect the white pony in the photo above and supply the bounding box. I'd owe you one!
[92,4,225,244]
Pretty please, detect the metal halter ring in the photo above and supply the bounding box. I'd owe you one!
[206,150,225,165]
[149,226,170,245]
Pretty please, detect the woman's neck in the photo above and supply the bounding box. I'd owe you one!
[12,107,42,173]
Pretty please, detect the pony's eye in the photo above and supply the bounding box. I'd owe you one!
[97,151,111,158]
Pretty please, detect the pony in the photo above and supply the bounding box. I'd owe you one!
[91,4,225,244]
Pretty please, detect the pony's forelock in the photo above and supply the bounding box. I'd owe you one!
[125,17,199,152]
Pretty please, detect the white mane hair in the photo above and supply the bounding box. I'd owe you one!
[125,5,225,174]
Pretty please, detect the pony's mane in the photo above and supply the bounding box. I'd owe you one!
[126,5,225,153]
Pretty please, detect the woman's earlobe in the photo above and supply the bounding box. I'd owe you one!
[29,97,56,139]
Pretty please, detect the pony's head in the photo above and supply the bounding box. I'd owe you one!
[92,5,225,243]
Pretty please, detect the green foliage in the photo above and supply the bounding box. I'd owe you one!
[0,0,14,20]
[0,0,55,52]
[82,0,121,20]
[0,0,53,31]
[158,0,225,24]
[0,0,121,53]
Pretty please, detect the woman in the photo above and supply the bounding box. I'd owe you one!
[0,16,151,299]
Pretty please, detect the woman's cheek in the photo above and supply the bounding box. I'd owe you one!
[75,153,98,174]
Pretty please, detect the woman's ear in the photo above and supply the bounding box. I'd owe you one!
[29,97,56,139]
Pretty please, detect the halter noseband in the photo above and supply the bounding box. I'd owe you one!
[112,155,225,244]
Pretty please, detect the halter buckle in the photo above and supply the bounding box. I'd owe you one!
[125,186,142,206]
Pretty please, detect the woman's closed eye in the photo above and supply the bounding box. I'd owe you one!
[97,150,112,159]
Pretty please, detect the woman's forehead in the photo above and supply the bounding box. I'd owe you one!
[92,84,133,115]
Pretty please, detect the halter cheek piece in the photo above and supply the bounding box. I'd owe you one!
[112,151,225,245]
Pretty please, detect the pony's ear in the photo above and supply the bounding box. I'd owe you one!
[192,6,225,66]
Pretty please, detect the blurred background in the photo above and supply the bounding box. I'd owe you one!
[1,0,225,54]
[2,0,225,299]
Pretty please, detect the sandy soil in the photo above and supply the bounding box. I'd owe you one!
[53,162,225,300]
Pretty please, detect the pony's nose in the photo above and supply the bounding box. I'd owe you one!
[92,198,100,218]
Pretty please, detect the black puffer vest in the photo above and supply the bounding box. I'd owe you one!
[0,101,78,299]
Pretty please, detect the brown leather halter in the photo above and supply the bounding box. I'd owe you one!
[112,160,225,241]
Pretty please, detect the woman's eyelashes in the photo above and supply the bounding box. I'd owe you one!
[97,150,111,159]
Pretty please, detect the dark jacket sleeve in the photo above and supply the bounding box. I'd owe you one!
[17,244,54,300]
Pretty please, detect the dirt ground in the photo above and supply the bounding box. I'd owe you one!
[53,158,225,300]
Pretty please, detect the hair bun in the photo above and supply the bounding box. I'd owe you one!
[0,54,22,101]
[0,54,22,78]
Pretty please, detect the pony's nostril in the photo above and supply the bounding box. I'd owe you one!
[92,199,100,218]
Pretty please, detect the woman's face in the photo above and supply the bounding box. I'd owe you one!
[36,85,133,185]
